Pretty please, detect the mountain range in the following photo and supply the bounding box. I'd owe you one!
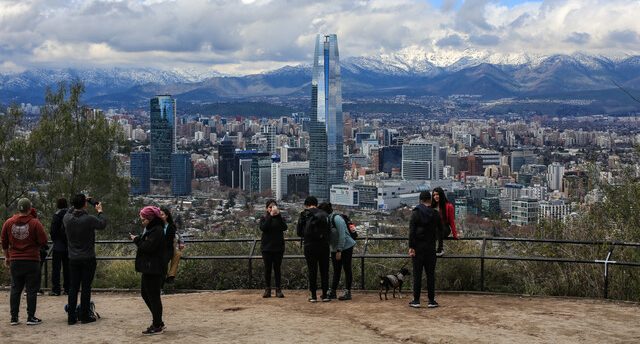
[1,50,640,114]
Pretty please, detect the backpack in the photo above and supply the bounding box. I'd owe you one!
[330,214,358,240]
[303,210,330,242]
[65,301,101,319]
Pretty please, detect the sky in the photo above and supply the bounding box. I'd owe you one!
[1,0,639,75]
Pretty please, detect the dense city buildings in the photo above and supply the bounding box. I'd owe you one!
[309,34,344,201]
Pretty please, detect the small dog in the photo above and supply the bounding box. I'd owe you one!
[379,267,410,300]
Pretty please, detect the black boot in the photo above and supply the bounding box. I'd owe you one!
[275,288,284,298]
[262,288,271,298]
[338,290,352,301]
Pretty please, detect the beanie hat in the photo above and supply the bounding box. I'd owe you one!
[139,206,161,221]
[18,198,32,213]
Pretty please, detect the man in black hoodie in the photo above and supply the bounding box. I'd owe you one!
[296,196,331,302]
[408,191,443,309]
[63,194,107,325]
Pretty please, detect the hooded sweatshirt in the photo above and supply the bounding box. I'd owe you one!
[63,208,107,260]
[1,213,48,262]
[409,203,443,251]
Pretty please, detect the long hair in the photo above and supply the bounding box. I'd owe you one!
[160,206,175,227]
[431,187,449,223]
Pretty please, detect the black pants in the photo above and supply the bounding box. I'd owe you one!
[304,244,330,297]
[141,273,164,328]
[412,247,437,303]
[10,260,40,318]
[331,246,354,291]
[68,258,97,321]
[52,250,69,294]
[262,251,284,289]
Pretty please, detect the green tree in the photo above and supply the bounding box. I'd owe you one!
[0,105,37,218]
[28,81,135,234]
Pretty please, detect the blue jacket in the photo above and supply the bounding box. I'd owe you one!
[329,214,356,253]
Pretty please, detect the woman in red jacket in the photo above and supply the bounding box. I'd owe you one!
[431,187,458,255]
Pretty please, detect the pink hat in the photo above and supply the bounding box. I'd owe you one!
[139,206,161,221]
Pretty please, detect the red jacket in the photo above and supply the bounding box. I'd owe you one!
[1,213,48,262]
[441,202,458,239]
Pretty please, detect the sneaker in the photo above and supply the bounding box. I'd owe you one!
[49,291,61,296]
[10,316,19,326]
[427,300,439,308]
[308,297,317,303]
[338,290,352,301]
[275,289,285,298]
[326,289,337,300]
[142,326,164,335]
[37,289,45,296]
[436,249,445,257]
[26,316,42,325]
[262,288,271,298]
[321,295,331,302]
[409,300,421,308]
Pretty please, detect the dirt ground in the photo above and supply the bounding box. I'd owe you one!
[0,290,639,343]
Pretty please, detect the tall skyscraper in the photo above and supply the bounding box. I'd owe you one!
[130,152,150,195]
[309,34,344,201]
[171,152,192,196]
[150,95,177,180]
[547,162,565,191]
[218,135,235,187]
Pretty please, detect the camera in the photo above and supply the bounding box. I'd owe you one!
[87,198,100,206]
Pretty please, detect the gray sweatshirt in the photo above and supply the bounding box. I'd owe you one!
[63,209,107,260]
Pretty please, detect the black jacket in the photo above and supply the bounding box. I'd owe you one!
[63,209,107,260]
[134,218,166,275]
[259,213,287,252]
[296,208,330,247]
[164,223,176,264]
[409,203,443,252]
[50,208,68,252]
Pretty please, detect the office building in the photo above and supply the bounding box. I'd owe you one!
[150,95,176,180]
[547,162,565,191]
[402,139,439,181]
[171,152,192,196]
[130,152,150,195]
[218,135,235,187]
[272,161,310,201]
[511,198,539,226]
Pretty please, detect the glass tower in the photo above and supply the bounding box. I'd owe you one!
[309,34,343,201]
[171,152,192,196]
[150,95,176,180]
[130,152,150,195]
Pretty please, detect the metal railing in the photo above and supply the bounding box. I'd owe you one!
[29,236,640,299]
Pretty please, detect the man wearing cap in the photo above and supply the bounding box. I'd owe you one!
[1,198,48,325]
[63,193,107,325]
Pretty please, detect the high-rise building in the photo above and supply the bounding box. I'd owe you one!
[262,124,276,154]
[218,135,235,187]
[511,198,539,226]
[538,200,572,223]
[547,162,565,191]
[401,139,439,181]
[171,152,192,196]
[378,146,402,175]
[130,152,150,195]
[510,147,535,174]
[150,95,177,180]
[271,161,310,201]
[309,34,344,201]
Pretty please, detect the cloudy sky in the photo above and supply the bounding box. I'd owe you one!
[1,0,639,75]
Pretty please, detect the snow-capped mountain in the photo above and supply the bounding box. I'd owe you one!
[1,52,640,110]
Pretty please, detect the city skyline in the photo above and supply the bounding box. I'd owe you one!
[1,1,639,75]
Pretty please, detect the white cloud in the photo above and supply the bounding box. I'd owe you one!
[0,0,639,75]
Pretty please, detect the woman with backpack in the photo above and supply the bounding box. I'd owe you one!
[318,202,356,301]
[432,187,458,255]
[259,199,287,298]
[130,206,166,335]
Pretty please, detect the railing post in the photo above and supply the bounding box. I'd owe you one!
[603,245,615,299]
[361,237,370,289]
[44,258,48,289]
[249,239,258,288]
[480,238,487,292]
